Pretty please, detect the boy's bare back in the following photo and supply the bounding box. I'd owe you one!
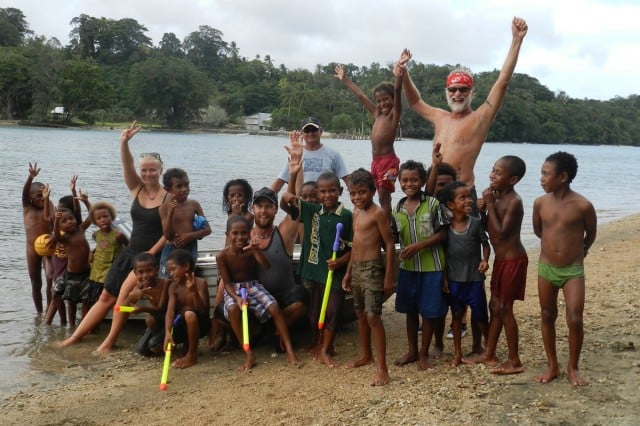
[534,191,596,266]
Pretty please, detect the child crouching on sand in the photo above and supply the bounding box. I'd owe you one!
[164,249,210,369]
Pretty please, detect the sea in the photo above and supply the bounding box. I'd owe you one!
[1,125,639,395]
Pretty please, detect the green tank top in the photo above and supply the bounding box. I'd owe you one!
[89,229,124,283]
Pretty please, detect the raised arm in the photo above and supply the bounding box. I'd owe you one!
[395,49,441,123]
[482,17,528,121]
[425,142,442,195]
[23,162,40,208]
[335,64,375,115]
[285,132,303,195]
[120,121,143,194]
[42,184,52,223]
[391,65,403,124]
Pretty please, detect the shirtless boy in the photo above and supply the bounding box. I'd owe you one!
[216,216,298,371]
[22,163,54,314]
[342,169,396,386]
[164,249,210,368]
[126,253,169,356]
[335,64,402,216]
[159,168,211,277]
[52,208,91,327]
[533,151,596,386]
[395,17,528,193]
[464,156,527,374]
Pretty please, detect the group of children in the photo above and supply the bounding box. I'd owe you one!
[21,66,596,387]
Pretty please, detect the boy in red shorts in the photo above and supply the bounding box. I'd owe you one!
[335,64,402,217]
[464,155,527,374]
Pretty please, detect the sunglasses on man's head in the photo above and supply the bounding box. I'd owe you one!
[140,152,162,161]
[447,86,471,94]
[302,127,319,134]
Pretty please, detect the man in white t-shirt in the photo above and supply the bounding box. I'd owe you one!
[271,116,351,192]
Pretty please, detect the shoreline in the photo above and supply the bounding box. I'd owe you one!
[2,213,640,424]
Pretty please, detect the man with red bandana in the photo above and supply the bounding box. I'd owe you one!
[395,17,528,191]
[395,16,527,359]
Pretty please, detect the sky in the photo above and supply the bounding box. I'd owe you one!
[13,0,640,101]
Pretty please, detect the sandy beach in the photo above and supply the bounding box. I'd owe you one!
[2,214,639,425]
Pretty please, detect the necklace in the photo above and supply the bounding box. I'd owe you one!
[145,186,159,200]
[254,226,275,240]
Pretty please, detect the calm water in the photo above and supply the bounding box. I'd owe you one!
[1,126,639,394]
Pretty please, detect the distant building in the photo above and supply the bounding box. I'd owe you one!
[244,112,272,131]
[50,106,70,121]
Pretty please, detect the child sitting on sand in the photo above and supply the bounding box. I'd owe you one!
[125,253,169,356]
[164,249,210,368]
[216,216,298,371]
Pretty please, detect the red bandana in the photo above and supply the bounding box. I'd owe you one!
[446,72,473,88]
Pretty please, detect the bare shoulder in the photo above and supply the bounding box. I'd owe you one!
[570,191,595,211]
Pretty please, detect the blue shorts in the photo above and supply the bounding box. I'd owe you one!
[448,280,489,323]
[223,281,276,324]
[395,269,447,319]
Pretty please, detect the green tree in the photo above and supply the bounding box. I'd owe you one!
[0,7,32,47]
[129,56,212,128]
[159,32,183,58]
[24,37,64,121]
[69,15,151,64]
[183,25,229,76]
[58,59,114,123]
[0,47,31,118]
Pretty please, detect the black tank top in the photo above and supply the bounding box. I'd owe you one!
[257,228,296,300]
[128,188,165,253]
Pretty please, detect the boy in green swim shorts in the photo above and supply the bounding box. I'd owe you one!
[537,263,584,288]
[532,151,596,387]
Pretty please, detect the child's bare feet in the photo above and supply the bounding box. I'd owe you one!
[173,354,197,369]
[286,351,300,366]
[449,356,462,367]
[394,351,418,366]
[238,351,257,371]
[56,334,81,348]
[462,353,498,366]
[567,367,588,386]
[347,355,373,369]
[371,368,390,386]
[95,343,113,354]
[469,345,485,356]
[534,364,560,384]
[491,360,524,375]
[431,345,443,359]
[418,354,433,370]
[317,350,338,368]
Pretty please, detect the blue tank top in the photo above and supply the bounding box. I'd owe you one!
[128,189,164,253]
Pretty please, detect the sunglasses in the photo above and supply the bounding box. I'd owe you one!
[140,152,162,161]
[302,127,319,134]
[447,86,471,94]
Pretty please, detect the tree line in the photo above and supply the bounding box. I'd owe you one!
[1,7,639,145]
